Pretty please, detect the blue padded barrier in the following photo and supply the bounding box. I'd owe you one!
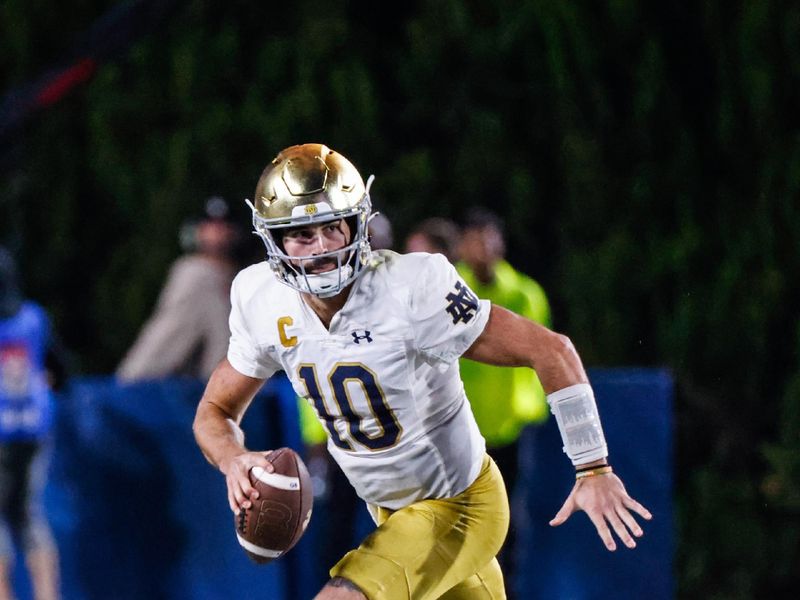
[10,368,672,600]
[513,367,674,600]
[14,374,300,600]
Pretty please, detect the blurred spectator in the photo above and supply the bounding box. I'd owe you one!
[456,208,551,597]
[403,216,461,262]
[117,197,241,382]
[1,246,65,600]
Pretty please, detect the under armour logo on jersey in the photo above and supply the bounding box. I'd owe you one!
[445,281,479,324]
[351,330,373,344]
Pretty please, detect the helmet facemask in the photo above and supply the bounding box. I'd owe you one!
[248,185,373,298]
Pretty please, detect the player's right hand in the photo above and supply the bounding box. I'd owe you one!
[550,471,652,551]
[220,450,275,514]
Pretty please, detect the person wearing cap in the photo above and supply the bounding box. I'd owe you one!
[117,198,241,382]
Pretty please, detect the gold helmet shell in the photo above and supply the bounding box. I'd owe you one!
[247,143,374,298]
[253,143,366,224]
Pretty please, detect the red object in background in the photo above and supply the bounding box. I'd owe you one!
[34,58,97,108]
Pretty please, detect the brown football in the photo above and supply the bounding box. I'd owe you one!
[234,447,314,564]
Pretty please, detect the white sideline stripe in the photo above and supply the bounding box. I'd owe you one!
[236,533,283,558]
[251,467,300,491]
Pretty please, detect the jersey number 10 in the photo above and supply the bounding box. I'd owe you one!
[298,363,402,451]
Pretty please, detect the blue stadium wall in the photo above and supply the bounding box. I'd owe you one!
[11,368,673,600]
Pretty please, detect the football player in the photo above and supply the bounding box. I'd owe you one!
[193,143,652,600]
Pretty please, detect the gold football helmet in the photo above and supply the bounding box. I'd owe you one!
[247,143,374,297]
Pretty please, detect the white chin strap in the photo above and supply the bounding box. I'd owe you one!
[546,383,608,466]
[292,264,354,298]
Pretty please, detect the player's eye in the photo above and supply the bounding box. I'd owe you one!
[285,228,312,241]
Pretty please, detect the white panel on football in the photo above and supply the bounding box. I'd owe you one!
[250,467,301,491]
[235,533,283,558]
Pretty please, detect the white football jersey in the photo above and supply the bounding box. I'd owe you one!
[228,250,490,510]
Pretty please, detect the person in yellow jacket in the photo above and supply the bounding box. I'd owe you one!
[456,208,551,598]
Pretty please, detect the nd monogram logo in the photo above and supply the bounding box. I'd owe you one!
[445,281,479,324]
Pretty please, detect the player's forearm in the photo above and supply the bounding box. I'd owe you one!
[528,329,589,393]
[466,307,608,466]
[193,399,248,472]
[193,358,266,470]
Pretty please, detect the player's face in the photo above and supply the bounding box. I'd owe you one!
[282,219,352,273]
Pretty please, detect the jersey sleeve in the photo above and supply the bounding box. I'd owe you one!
[227,274,281,380]
[408,253,490,365]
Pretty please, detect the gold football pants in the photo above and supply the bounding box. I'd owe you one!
[330,454,509,599]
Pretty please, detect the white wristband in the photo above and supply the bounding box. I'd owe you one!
[546,383,608,466]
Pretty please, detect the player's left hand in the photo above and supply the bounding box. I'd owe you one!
[549,472,652,551]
